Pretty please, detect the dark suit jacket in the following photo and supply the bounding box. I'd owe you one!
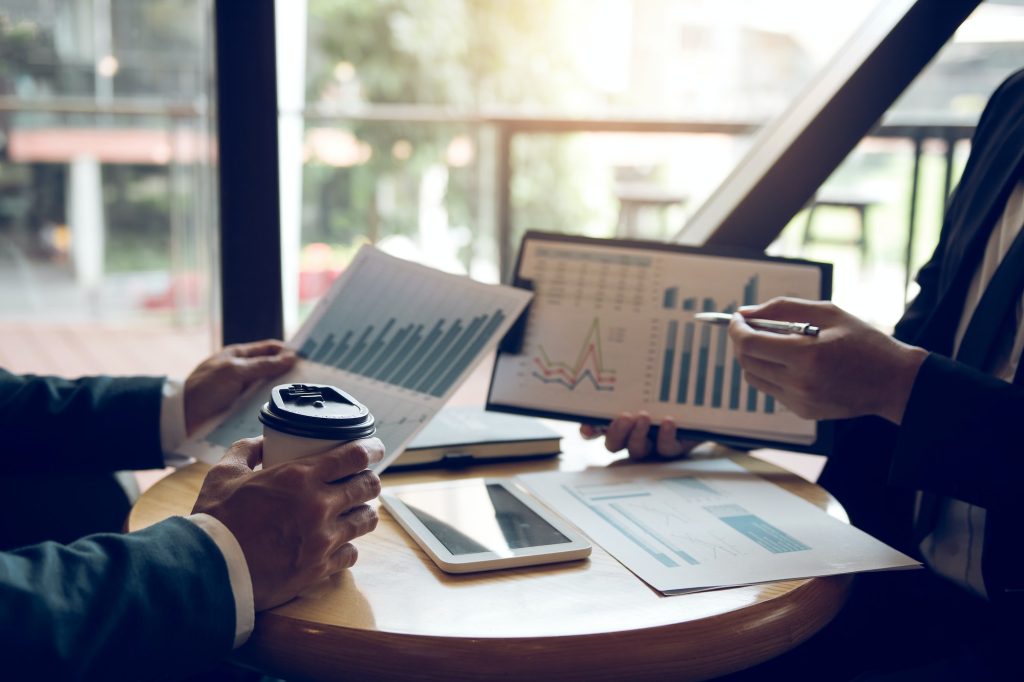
[0,370,236,679]
[819,68,1024,607]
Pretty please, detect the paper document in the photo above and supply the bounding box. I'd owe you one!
[489,235,827,446]
[518,458,919,594]
[179,247,533,471]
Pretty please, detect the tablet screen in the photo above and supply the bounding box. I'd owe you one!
[393,482,571,555]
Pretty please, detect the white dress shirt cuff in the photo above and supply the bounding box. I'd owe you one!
[187,513,256,648]
[159,379,192,467]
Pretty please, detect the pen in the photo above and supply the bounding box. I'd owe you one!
[694,312,821,337]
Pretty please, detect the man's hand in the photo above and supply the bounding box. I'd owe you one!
[581,412,702,460]
[730,298,928,424]
[184,339,297,436]
[192,437,384,611]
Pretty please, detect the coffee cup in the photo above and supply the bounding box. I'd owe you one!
[258,382,376,468]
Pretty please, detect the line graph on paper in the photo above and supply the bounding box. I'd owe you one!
[530,318,618,392]
[566,479,751,567]
[610,499,747,564]
[489,237,824,444]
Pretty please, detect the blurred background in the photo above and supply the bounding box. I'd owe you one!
[1,0,1022,378]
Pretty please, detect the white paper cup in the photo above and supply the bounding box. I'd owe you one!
[258,383,375,468]
[261,427,350,468]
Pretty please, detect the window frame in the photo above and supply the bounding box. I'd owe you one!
[211,0,980,343]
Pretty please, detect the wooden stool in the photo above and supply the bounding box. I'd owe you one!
[615,183,687,238]
[802,192,878,264]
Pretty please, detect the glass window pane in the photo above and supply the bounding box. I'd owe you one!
[277,0,891,332]
[769,0,1023,330]
[0,0,217,377]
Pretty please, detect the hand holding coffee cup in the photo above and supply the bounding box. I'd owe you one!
[192,384,383,610]
[259,383,377,468]
[192,436,384,611]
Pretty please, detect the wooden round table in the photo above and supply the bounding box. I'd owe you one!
[129,438,851,681]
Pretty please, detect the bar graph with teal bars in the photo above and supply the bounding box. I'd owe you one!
[659,321,678,402]
[694,298,713,406]
[656,275,778,415]
[704,503,809,553]
[295,249,519,399]
[663,287,678,309]
[741,276,758,412]
[299,309,507,397]
[712,304,734,408]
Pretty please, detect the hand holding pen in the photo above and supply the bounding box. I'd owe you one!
[724,298,927,424]
[582,297,929,461]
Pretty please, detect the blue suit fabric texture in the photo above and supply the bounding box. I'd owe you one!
[0,370,236,680]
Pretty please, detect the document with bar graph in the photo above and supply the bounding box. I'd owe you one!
[179,246,532,470]
[488,232,832,452]
[518,458,918,595]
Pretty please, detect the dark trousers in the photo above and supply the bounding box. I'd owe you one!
[719,569,1015,681]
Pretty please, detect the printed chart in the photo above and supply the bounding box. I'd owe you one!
[530,318,618,392]
[656,276,774,414]
[519,458,919,594]
[180,247,532,470]
[489,237,825,446]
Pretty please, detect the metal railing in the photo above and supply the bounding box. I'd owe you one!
[1,98,977,288]
[306,105,976,282]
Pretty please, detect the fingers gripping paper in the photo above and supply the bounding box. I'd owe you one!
[180,247,532,472]
[487,232,831,452]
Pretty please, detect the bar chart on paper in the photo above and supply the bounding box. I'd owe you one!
[657,276,775,416]
[489,238,825,445]
[298,302,510,398]
[519,458,919,595]
[181,247,532,469]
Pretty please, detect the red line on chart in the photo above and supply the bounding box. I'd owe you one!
[531,318,618,391]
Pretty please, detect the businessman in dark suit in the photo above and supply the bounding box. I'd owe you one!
[588,68,1024,679]
[0,340,384,679]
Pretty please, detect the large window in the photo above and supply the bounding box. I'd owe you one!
[5,1,1022,378]
[0,0,217,377]
[276,0,886,332]
[276,0,1024,335]
[769,1,1024,328]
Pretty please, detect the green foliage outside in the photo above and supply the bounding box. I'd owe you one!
[304,0,608,266]
[103,166,172,272]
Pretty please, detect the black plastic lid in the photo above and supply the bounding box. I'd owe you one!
[258,383,376,440]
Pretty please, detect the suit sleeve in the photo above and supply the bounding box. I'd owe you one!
[0,517,236,679]
[892,238,946,344]
[888,352,1024,511]
[0,369,166,473]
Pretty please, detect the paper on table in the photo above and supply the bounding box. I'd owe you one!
[518,458,919,595]
[178,246,533,472]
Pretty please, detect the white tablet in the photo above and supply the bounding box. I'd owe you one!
[381,478,592,573]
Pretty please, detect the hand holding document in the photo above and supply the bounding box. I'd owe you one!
[179,247,533,472]
[488,232,833,452]
[518,458,919,595]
